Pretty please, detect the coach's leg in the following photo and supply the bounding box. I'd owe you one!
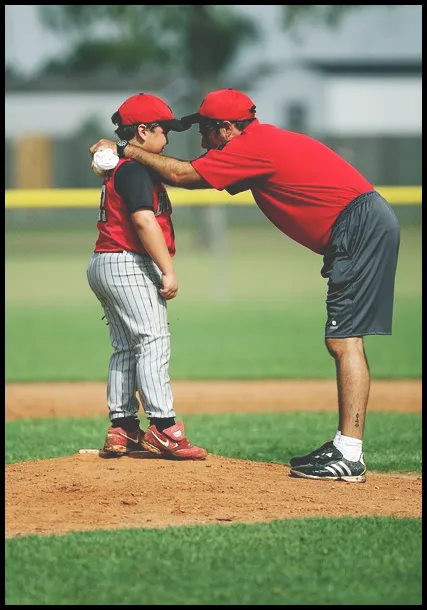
[325,336,370,439]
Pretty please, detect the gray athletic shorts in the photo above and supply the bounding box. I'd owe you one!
[321,190,400,338]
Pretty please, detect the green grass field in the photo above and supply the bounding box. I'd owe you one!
[5,212,422,605]
[6,518,421,605]
[5,221,422,382]
[5,412,422,470]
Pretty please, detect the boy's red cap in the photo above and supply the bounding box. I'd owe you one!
[115,93,188,132]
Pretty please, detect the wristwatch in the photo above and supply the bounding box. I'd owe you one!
[116,139,129,159]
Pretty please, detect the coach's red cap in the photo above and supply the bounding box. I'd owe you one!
[114,93,188,132]
[181,88,256,127]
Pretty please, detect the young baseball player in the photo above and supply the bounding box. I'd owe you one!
[89,88,401,482]
[87,93,207,460]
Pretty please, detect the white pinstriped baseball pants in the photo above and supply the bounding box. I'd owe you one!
[86,251,175,421]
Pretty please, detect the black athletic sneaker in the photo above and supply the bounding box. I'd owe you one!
[289,446,366,483]
[289,440,334,468]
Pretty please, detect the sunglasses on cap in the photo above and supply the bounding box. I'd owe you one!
[198,118,225,138]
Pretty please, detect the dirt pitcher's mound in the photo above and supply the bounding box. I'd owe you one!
[5,380,422,538]
[6,453,421,538]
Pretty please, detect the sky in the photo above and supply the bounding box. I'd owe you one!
[5,5,65,75]
[5,5,422,77]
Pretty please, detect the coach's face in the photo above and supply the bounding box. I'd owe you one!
[199,126,225,150]
[200,121,240,150]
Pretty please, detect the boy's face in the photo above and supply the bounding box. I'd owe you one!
[135,124,169,153]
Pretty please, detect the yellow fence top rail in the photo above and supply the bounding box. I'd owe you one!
[5,185,422,209]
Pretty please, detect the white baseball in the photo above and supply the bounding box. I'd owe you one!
[91,160,107,177]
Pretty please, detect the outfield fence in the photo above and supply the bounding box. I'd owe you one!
[4,186,423,209]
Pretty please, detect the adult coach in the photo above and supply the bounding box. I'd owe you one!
[87,92,207,460]
[89,88,400,482]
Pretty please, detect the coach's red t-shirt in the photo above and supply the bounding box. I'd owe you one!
[94,158,176,256]
[191,120,373,254]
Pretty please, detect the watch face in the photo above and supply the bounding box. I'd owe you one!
[117,140,129,158]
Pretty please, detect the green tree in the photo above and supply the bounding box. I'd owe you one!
[36,5,384,249]
[38,5,267,249]
[38,6,266,99]
[37,5,393,102]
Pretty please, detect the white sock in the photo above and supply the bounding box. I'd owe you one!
[333,434,363,462]
[333,430,341,444]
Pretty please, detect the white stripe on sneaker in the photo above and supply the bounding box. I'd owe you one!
[326,462,353,477]
[325,465,340,476]
[332,462,351,476]
[334,463,346,476]
[337,461,352,476]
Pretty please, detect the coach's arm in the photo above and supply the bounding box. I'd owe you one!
[89,139,209,189]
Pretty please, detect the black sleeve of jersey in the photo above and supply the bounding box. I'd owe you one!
[114,161,155,214]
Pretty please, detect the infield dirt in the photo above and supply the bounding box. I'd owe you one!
[5,380,422,538]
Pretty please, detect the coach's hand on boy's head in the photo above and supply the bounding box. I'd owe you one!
[89,139,118,157]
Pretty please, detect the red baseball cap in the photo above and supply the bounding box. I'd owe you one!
[181,88,256,127]
[114,93,188,132]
